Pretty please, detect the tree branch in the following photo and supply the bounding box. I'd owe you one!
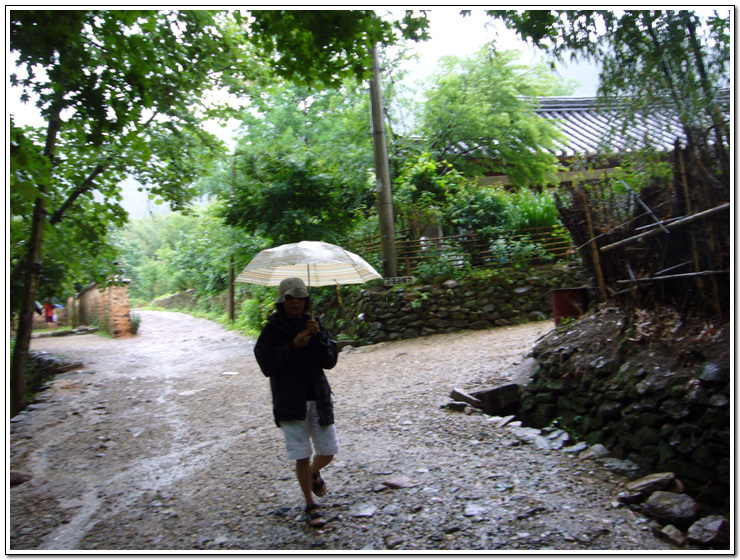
[48,112,159,226]
[643,13,697,147]
[48,162,108,225]
[680,10,729,174]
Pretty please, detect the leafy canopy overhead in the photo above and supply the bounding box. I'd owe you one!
[9,9,432,286]
[249,10,430,86]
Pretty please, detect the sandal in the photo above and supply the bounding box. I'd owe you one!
[305,503,326,528]
[312,472,327,497]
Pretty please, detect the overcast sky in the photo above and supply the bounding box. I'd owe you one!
[395,8,600,96]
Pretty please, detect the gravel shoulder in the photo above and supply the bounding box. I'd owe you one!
[10,310,676,551]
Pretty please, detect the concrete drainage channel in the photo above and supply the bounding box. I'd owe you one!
[442,384,729,549]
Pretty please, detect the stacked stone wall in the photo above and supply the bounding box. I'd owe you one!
[154,290,197,310]
[519,309,730,511]
[315,263,588,343]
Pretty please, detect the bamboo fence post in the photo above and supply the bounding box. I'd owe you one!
[677,147,707,313]
[677,146,693,216]
[579,189,607,302]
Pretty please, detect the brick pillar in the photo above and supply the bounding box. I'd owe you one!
[110,283,132,337]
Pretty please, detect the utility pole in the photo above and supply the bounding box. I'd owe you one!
[227,160,236,322]
[369,43,398,278]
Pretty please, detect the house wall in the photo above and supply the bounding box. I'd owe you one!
[69,282,132,337]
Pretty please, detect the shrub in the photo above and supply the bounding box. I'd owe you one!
[504,188,560,231]
[489,234,553,266]
[235,297,272,337]
[129,310,142,334]
[443,183,510,237]
[413,243,471,281]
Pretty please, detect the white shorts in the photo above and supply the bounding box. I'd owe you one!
[280,401,339,460]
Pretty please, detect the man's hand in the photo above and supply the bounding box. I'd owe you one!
[293,330,312,348]
[294,318,319,348]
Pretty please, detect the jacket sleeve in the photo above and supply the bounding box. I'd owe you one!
[254,324,298,378]
[308,321,338,370]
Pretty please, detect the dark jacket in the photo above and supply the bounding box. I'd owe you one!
[254,311,338,427]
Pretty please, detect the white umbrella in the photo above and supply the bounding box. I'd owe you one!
[235,241,382,287]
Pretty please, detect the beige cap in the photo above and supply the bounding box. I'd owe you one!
[276,277,309,303]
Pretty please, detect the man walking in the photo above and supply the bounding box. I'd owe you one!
[254,277,339,527]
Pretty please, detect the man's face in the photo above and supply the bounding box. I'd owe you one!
[284,295,307,318]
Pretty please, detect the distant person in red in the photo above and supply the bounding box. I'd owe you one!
[43,301,56,331]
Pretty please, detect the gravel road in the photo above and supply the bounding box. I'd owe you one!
[11,310,676,551]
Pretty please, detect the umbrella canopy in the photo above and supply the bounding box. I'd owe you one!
[235,241,382,287]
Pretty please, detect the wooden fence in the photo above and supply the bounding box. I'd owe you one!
[346,226,576,276]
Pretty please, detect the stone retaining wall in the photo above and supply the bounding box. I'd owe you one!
[519,308,730,511]
[315,263,588,343]
[154,290,233,314]
[25,351,84,402]
[154,290,197,310]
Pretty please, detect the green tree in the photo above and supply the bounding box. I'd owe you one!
[392,153,467,238]
[9,10,243,414]
[166,204,260,296]
[9,8,431,416]
[213,79,382,245]
[221,150,356,245]
[114,206,261,301]
[412,48,571,186]
[113,212,196,302]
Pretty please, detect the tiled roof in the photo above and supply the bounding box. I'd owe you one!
[534,90,730,158]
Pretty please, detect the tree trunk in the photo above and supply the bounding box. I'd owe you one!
[10,103,62,416]
[10,191,47,417]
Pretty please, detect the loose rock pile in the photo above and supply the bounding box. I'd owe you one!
[32,326,99,338]
[617,473,729,548]
[442,401,730,550]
